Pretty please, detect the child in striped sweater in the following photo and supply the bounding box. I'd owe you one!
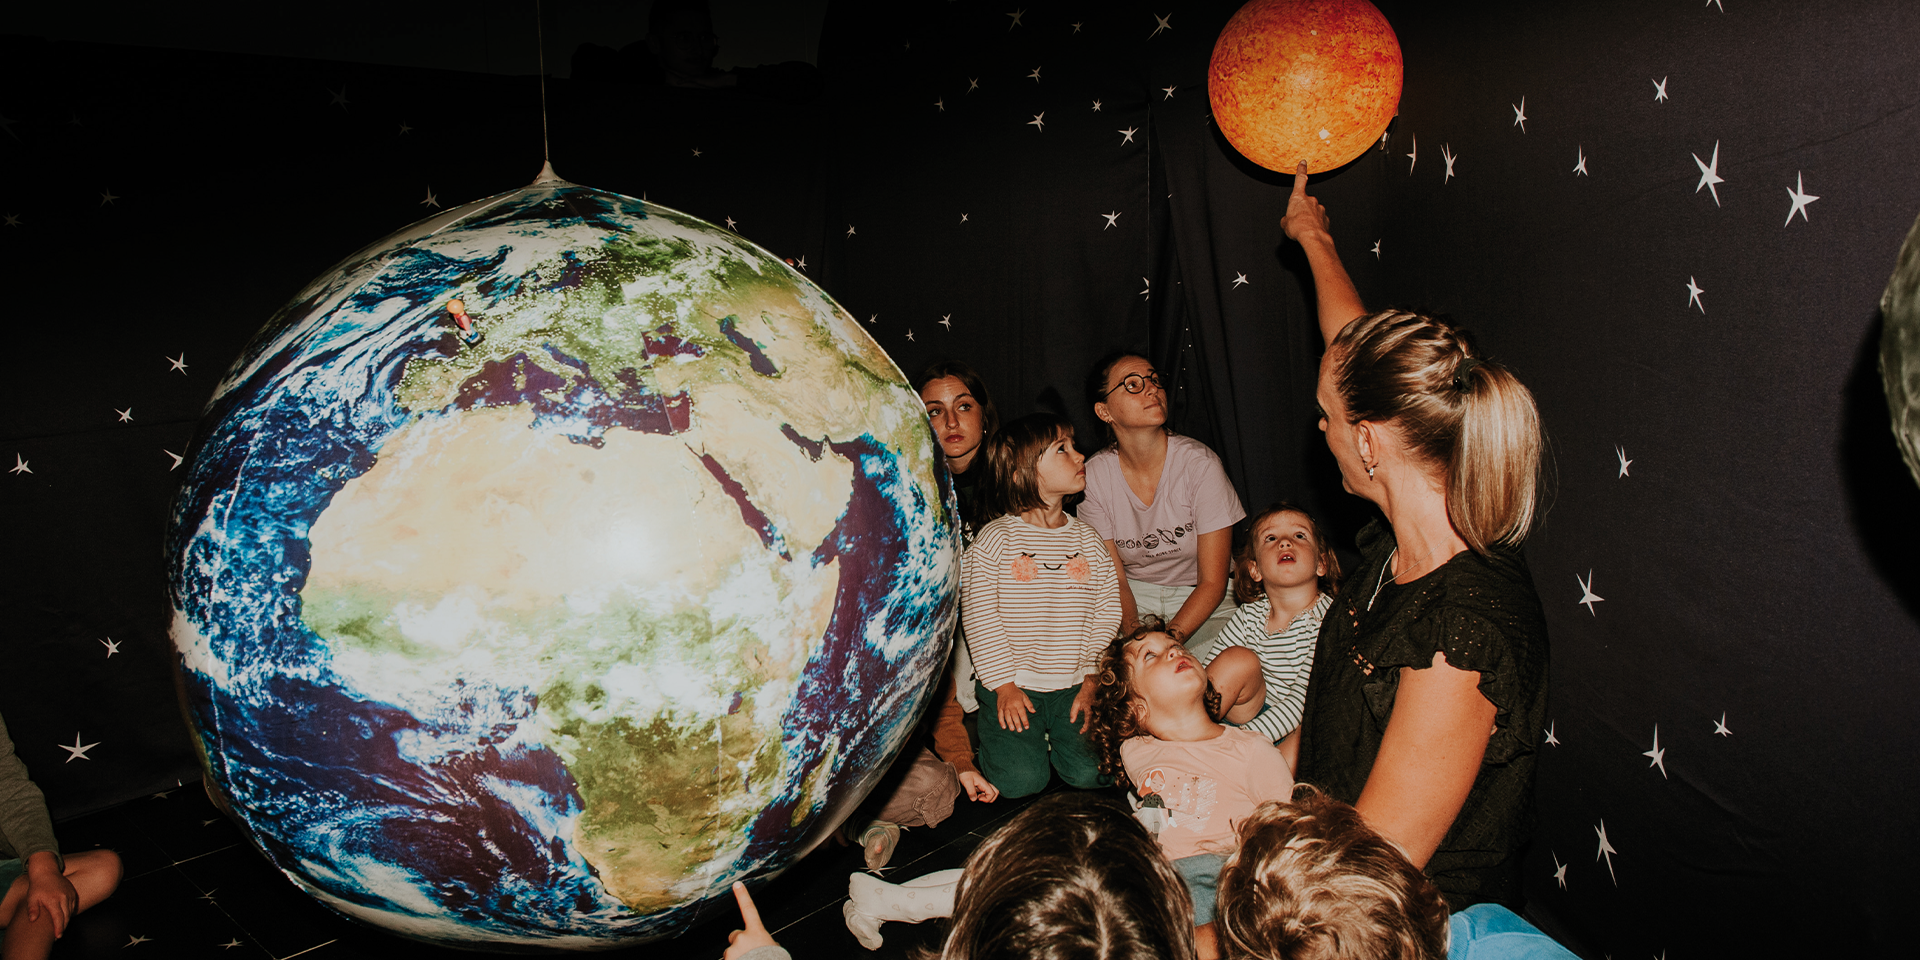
[1200,503,1341,743]
[961,413,1121,799]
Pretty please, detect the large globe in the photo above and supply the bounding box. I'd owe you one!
[165,173,958,949]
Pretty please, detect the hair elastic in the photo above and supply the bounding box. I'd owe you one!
[1452,357,1483,392]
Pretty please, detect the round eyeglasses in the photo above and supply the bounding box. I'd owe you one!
[1104,371,1162,398]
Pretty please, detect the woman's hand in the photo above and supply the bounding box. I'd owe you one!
[1280,162,1333,244]
[723,882,779,959]
[1278,161,1368,346]
[958,771,1000,803]
[995,683,1036,732]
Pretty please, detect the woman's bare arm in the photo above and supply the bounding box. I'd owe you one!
[1279,162,1368,347]
[1352,651,1497,869]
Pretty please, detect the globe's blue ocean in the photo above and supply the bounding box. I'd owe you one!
[166,176,957,948]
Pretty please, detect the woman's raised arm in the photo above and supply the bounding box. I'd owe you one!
[1280,162,1368,347]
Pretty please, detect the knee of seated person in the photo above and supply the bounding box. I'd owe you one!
[1209,645,1262,689]
[992,765,1053,799]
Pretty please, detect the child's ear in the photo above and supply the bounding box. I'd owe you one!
[1314,554,1327,578]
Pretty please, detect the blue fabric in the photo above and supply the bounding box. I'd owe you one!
[0,857,23,896]
[1448,904,1580,960]
[1171,852,1228,926]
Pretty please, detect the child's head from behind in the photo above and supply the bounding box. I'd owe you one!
[983,412,1080,518]
[1087,618,1216,792]
[1216,784,1449,960]
[937,792,1197,960]
[1233,503,1343,605]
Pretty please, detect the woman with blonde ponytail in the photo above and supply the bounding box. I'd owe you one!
[1276,164,1550,910]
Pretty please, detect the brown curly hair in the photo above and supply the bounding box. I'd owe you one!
[1086,617,1222,795]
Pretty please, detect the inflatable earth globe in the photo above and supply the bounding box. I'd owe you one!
[165,169,958,949]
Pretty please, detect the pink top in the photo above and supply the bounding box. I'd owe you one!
[1077,435,1246,586]
[1119,726,1295,861]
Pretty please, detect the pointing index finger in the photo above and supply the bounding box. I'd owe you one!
[731,881,766,933]
[1293,161,1310,197]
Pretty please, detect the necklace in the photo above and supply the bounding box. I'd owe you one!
[1366,548,1399,612]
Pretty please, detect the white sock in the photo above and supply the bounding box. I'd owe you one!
[847,868,962,923]
[844,900,885,951]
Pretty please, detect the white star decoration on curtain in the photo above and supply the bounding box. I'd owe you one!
[1643,726,1668,778]
[1686,276,1706,313]
[1578,570,1603,615]
[1693,141,1726,206]
[1512,96,1527,133]
[1784,172,1819,225]
[1595,820,1619,885]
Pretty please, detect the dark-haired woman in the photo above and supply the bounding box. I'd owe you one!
[1280,165,1549,909]
[1079,353,1247,659]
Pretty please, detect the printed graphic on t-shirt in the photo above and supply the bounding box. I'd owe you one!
[1114,521,1198,559]
[1011,551,1093,584]
[1137,766,1218,833]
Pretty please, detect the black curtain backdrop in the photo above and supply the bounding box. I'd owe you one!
[4,2,1918,955]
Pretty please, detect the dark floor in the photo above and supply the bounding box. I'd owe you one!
[40,784,1051,959]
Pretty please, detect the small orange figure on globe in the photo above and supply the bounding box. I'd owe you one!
[1208,0,1403,174]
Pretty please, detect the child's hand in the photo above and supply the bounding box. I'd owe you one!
[723,881,779,959]
[1069,675,1098,733]
[995,683,1035,731]
[958,770,1000,803]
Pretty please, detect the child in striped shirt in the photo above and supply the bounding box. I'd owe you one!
[961,413,1121,799]
[1201,503,1342,743]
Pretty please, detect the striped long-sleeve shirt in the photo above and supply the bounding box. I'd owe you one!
[961,515,1121,692]
[1202,592,1332,742]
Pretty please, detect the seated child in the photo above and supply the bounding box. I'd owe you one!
[1215,784,1579,960]
[788,793,1197,958]
[1,714,123,960]
[840,675,999,871]
[1199,503,1340,742]
[1085,618,1295,957]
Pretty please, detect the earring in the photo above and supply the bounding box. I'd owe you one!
[1366,464,1375,480]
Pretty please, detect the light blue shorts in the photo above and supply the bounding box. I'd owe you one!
[1173,852,1229,926]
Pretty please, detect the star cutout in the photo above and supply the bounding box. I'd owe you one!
[1091,100,1102,112]
[168,353,188,374]
[794,256,807,271]
[959,213,969,223]
[1692,140,1725,206]
[329,86,349,109]
[1643,725,1668,779]
[1072,21,1082,33]
[1151,12,1173,38]
[1552,851,1567,889]
[220,939,243,949]
[101,638,121,657]
[1706,0,1724,10]
[1615,445,1632,477]
[1577,570,1603,615]
[199,889,217,901]
[1653,76,1669,103]
[967,77,979,93]
[1028,112,1045,132]
[117,407,134,422]
[1440,143,1457,183]
[1686,276,1706,313]
[1119,126,1138,145]
[1102,211,1121,229]
[906,329,915,342]
[691,147,702,157]
[1231,272,1249,288]
[4,213,19,227]
[847,225,857,238]
[1371,239,1381,259]
[125,934,151,946]
[1007,8,1024,30]
[421,187,440,208]
[1784,171,1819,226]
[1594,820,1618,885]
[1139,277,1151,300]
[1028,66,1043,83]
[100,188,120,206]
[1574,146,1589,176]
[935,98,944,112]
[1379,130,1390,151]
[1544,721,1559,746]
[1714,712,1732,737]
[1512,96,1528,133]
[398,121,412,135]
[152,790,176,800]
[724,216,737,230]
[164,449,185,471]
[1160,84,1177,100]
[1406,133,1417,173]
[867,314,878,325]
[61,733,100,763]
[940,314,952,330]
[10,454,30,475]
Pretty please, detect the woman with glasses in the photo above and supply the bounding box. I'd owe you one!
[1078,352,1247,658]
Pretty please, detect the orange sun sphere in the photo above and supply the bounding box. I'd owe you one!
[1208,0,1403,174]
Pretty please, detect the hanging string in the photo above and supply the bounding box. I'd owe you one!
[535,0,551,164]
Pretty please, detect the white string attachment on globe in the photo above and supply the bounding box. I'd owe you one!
[535,0,551,165]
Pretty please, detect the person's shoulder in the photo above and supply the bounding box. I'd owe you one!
[1167,434,1225,465]
[973,515,1021,544]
